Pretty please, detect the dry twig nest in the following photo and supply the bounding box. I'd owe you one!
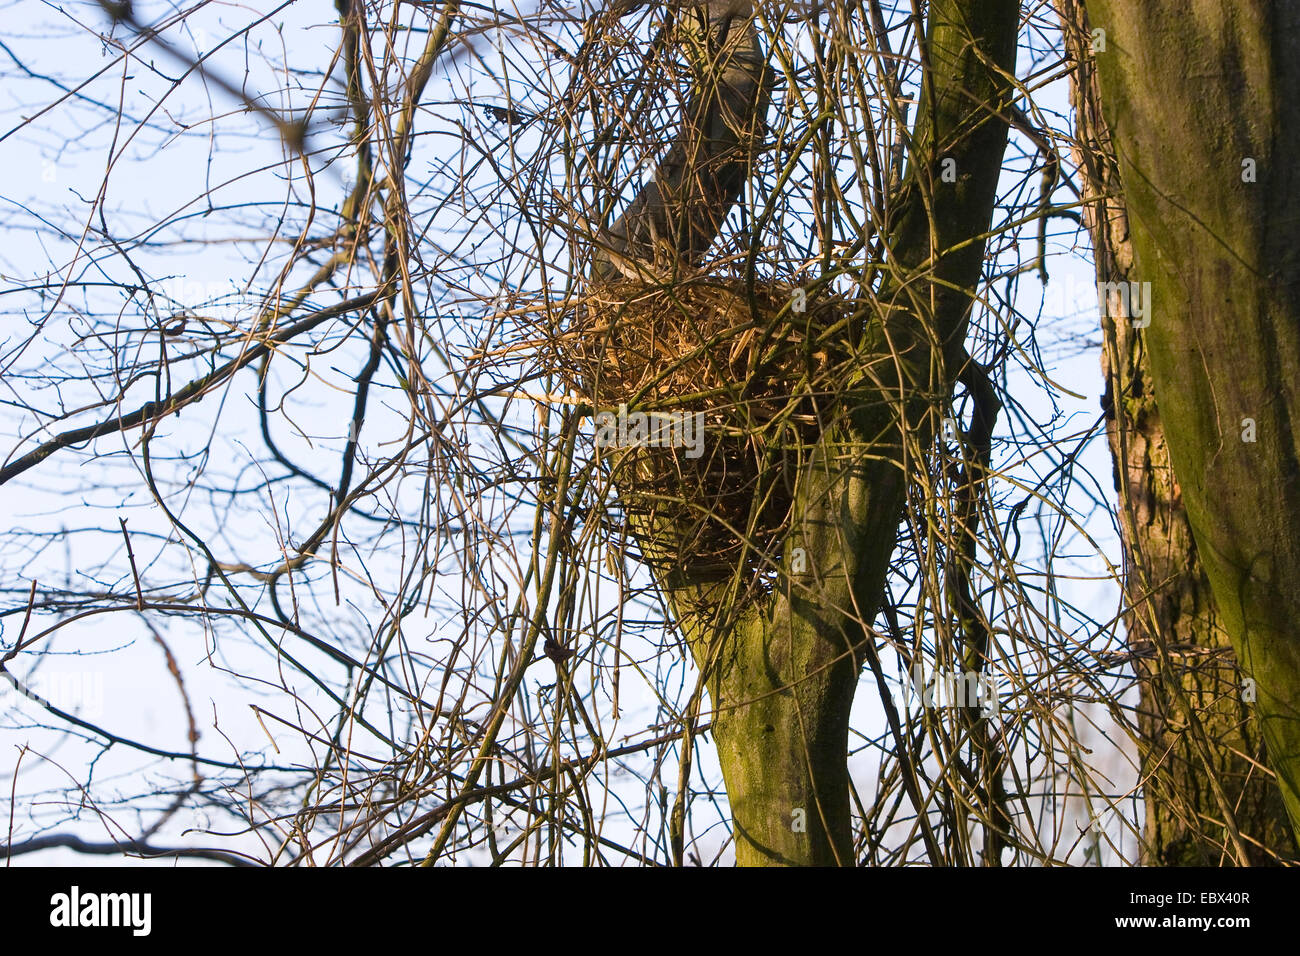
[554,272,852,584]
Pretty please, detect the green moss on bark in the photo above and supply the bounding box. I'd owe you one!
[1086,0,1300,840]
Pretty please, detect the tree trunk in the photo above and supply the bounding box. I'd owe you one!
[1057,0,1295,865]
[1082,0,1300,846]
[593,0,1019,864]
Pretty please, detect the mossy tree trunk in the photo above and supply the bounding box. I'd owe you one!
[593,0,1019,864]
[1058,0,1296,865]
[1082,0,1300,846]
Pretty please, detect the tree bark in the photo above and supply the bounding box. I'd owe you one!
[1082,0,1300,844]
[1058,0,1295,866]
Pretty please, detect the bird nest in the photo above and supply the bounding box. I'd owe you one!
[554,274,849,584]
